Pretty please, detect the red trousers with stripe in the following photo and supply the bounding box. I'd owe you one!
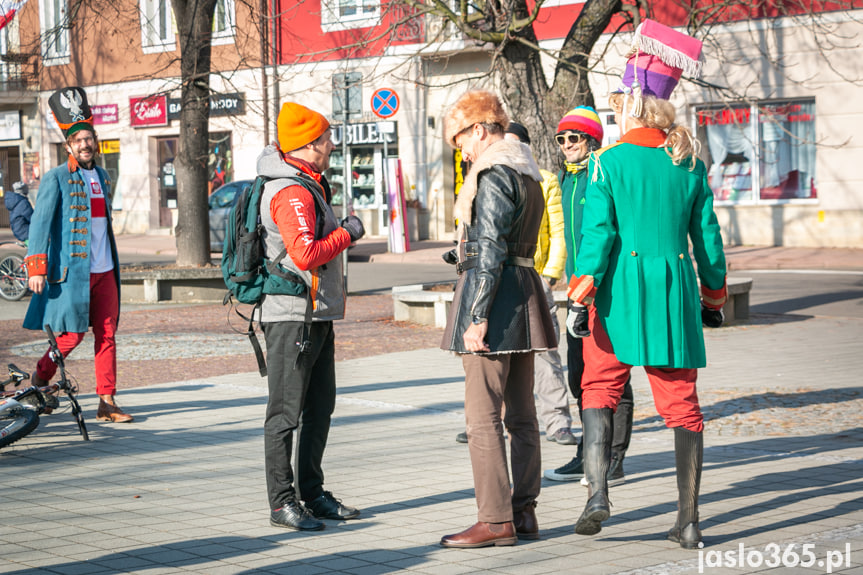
[581,306,703,433]
[35,270,119,396]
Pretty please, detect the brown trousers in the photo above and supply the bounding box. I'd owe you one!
[462,352,542,523]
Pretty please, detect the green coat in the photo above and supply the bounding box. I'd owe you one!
[578,129,726,369]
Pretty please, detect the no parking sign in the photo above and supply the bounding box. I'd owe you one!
[371,88,400,119]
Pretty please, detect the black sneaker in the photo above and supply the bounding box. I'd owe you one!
[270,499,324,531]
[543,456,584,481]
[305,491,360,520]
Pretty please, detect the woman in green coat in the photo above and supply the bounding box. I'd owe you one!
[567,19,727,550]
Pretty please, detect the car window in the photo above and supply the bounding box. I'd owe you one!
[209,182,242,209]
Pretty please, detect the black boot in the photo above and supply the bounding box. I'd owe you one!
[574,408,613,535]
[667,427,703,549]
[609,378,634,485]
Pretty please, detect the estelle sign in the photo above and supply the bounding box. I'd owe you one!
[129,95,168,128]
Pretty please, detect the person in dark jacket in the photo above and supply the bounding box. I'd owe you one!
[4,181,33,244]
[439,90,557,548]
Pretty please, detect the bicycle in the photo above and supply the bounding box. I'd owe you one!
[0,239,28,301]
[0,326,89,449]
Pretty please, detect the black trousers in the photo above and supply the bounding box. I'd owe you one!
[262,320,336,509]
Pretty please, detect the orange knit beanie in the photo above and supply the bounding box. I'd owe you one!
[277,102,330,152]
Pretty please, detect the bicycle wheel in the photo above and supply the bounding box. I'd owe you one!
[0,252,28,301]
[0,407,40,449]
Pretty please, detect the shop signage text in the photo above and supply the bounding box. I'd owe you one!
[332,121,397,146]
[697,103,812,126]
[130,95,168,127]
[93,104,119,125]
[167,92,246,120]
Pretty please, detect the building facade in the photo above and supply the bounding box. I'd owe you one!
[1,0,861,247]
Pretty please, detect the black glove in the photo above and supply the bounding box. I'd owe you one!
[340,215,365,242]
[442,249,458,265]
[701,302,724,328]
[566,302,590,338]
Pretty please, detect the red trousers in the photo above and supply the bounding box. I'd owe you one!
[36,270,119,396]
[581,306,703,433]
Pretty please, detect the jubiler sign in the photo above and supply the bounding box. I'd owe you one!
[332,122,398,146]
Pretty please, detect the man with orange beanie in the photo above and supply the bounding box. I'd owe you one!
[259,102,365,531]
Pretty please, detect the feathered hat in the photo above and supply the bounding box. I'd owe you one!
[617,20,704,116]
[48,86,94,139]
[444,90,509,148]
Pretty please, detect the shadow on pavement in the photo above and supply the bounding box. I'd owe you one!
[630,387,863,433]
[0,535,439,574]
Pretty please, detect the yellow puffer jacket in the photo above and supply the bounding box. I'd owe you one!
[534,168,567,281]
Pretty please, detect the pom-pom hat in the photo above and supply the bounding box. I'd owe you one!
[444,90,509,148]
[48,87,94,139]
[277,102,330,152]
[556,106,603,143]
[617,19,704,112]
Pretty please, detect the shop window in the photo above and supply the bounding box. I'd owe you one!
[208,132,232,194]
[695,99,816,204]
[39,0,70,64]
[321,0,380,31]
[140,0,176,53]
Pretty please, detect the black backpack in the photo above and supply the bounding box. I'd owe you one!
[221,175,325,375]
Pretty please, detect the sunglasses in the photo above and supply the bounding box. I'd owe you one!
[556,132,586,146]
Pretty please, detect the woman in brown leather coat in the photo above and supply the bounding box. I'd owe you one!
[439,90,557,548]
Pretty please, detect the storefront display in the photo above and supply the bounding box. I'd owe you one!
[327,121,398,235]
[695,100,816,203]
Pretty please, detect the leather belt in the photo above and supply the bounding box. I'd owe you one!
[457,255,535,275]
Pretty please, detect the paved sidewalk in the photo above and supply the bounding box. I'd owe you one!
[2,310,862,574]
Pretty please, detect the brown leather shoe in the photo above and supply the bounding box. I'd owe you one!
[97,397,134,423]
[440,521,517,548]
[513,501,539,540]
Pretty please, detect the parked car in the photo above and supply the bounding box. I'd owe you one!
[209,179,254,252]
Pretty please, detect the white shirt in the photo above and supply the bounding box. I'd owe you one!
[81,168,114,274]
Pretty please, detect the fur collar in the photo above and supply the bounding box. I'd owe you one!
[454,139,542,226]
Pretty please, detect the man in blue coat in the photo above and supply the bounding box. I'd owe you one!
[24,86,133,423]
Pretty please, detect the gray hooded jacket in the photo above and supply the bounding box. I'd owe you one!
[256,145,345,323]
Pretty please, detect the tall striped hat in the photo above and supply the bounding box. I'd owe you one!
[556,106,603,142]
[618,19,704,102]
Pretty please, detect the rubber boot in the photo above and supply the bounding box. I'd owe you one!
[574,408,613,535]
[667,427,703,549]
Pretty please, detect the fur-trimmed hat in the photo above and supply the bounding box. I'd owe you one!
[444,90,509,148]
[278,102,330,153]
[48,87,94,139]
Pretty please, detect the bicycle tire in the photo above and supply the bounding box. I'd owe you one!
[0,252,28,301]
[0,407,40,449]
[66,394,90,441]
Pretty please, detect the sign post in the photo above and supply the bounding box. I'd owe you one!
[332,73,362,289]
[370,89,403,252]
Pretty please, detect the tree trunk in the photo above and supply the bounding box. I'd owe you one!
[497,0,622,169]
[173,0,218,267]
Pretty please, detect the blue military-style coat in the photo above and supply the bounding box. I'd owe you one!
[24,160,120,333]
